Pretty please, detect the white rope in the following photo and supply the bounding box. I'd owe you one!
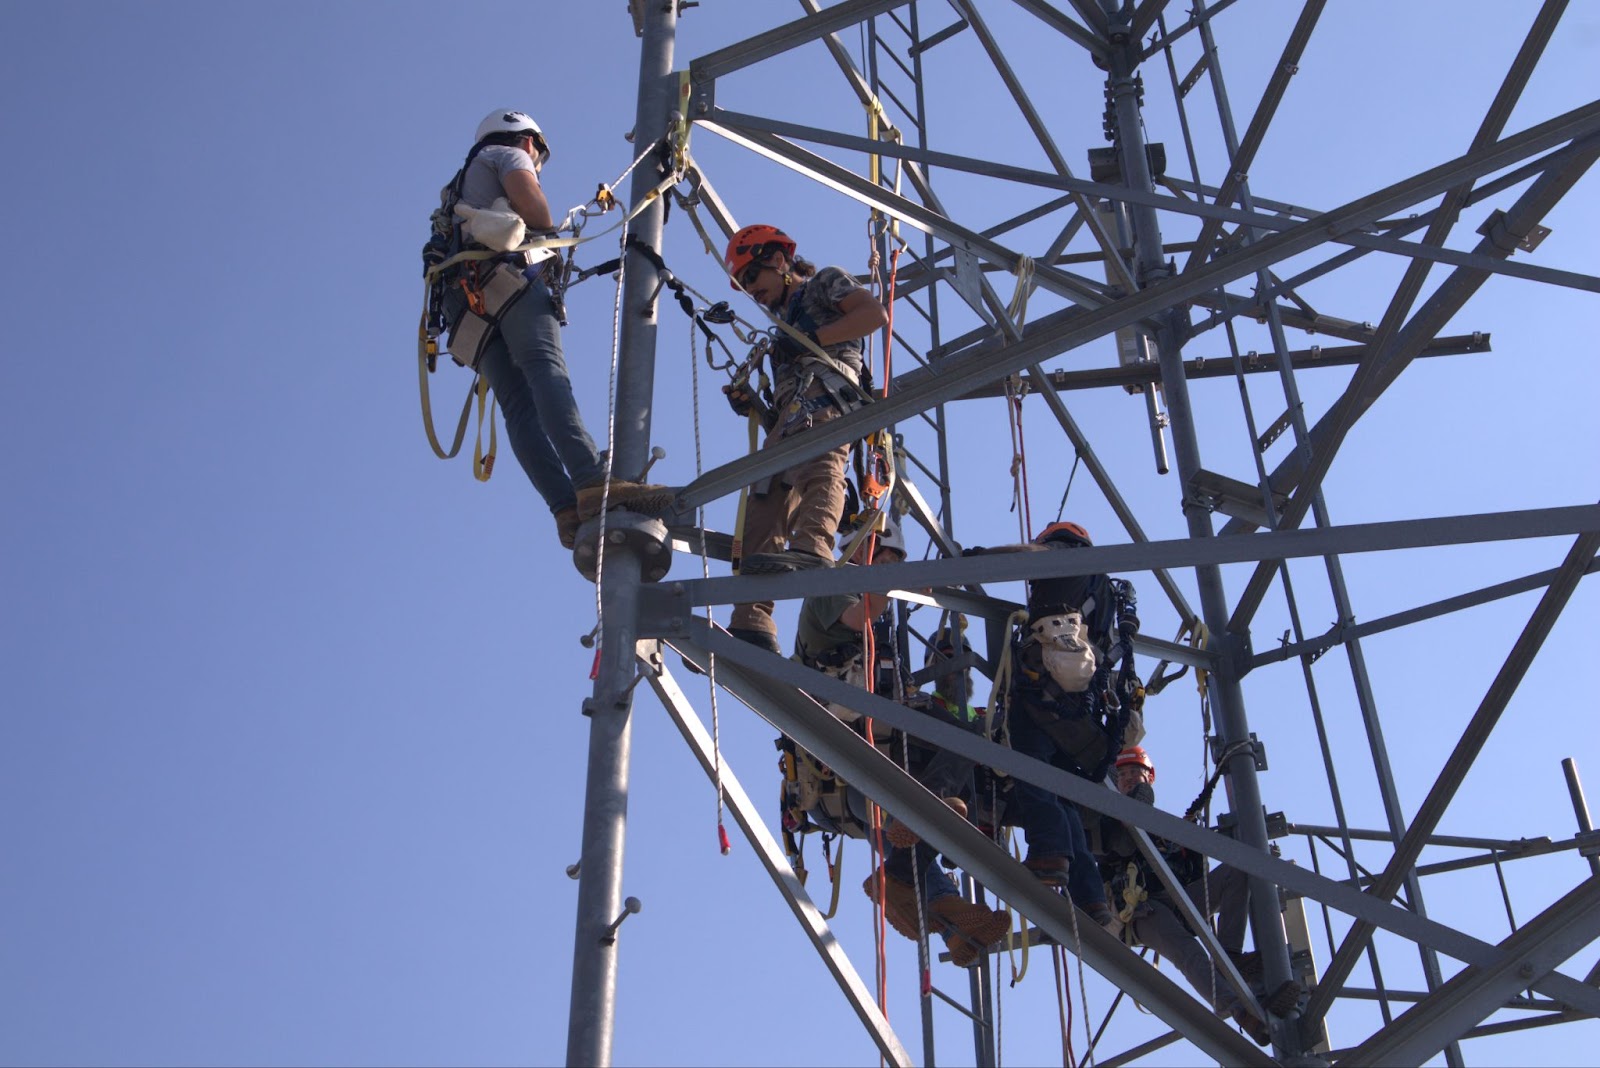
[688,312,730,853]
[592,223,630,649]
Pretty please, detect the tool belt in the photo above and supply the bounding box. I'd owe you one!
[446,261,535,369]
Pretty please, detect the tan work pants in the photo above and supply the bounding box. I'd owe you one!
[729,401,850,638]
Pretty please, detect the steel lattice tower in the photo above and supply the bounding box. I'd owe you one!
[567,2,1600,1064]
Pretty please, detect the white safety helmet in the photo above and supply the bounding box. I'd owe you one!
[475,109,551,168]
[873,515,907,557]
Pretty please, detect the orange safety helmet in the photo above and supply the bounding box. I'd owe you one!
[724,224,795,290]
[1036,520,1092,548]
[1115,746,1155,782]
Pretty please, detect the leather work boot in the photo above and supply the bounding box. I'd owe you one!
[727,627,783,656]
[862,868,923,943]
[574,479,675,520]
[739,548,830,575]
[1230,1004,1272,1046]
[929,897,1010,968]
[885,797,969,849]
[1265,978,1305,1017]
[1023,854,1072,886]
[555,507,581,549]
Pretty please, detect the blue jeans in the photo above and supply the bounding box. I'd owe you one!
[885,841,960,904]
[1007,710,1106,909]
[446,275,602,513]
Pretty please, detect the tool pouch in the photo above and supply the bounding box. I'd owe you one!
[447,263,532,369]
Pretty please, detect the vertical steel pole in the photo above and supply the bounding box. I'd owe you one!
[1562,758,1600,878]
[1097,2,1301,1054]
[564,5,678,1066]
[1187,5,1460,1061]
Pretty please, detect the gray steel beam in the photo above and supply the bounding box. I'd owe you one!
[1227,133,1600,639]
[696,106,1599,296]
[1181,0,1326,272]
[565,7,678,1065]
[639,649,912,1067]
[1291,825,1556,854]
[697,115,1112,308]
[678,100,1600,510]
[951,335,1488,397]
[676,626,1277,1066]
[1252,554,1600,669]
[673,620,1600,1017]
[1009,0,1109,56]
[1341,878,1600,1067]
[948,0,1135,291]
[1305,529,1600,1025]
[688,0,908,81]
[1137,0,1242,59]
[1223,2,1588,625]
[636,506,1600,615]
[1100,18,1300,1050]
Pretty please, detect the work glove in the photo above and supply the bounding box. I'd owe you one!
[723,381,756,418]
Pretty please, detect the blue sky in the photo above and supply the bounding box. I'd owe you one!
[3,2,1597,1066]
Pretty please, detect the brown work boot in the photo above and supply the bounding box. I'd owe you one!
[862,868,922,942]
[555,507,581,549]
[885,797,969,848]
[739,548,831,575]
[1265,978,1305,1017]
[1023,854,1072,886]
[1230,1004,1272,1046]
[930,897,1010,968]
[574,479,674,520]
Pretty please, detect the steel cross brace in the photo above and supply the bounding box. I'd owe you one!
[1223,135,1600,632]
[1251,554,1600,669]
[688,0,910,82]
[674,619,1600,1021]
[1304,529,1600,1025]
[672,625,1276,1066]
[637,645,912,1067]
[694,106,1600,295]
[1340,877,1600,1067]
[635,505,1600,620]
[675,100,1600,510]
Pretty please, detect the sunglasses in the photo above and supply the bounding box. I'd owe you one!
[738,262,766,288]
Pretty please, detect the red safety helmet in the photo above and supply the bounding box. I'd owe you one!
[1115,746,1155,782]
[1035,520,1092,548]
[725,224,795,290]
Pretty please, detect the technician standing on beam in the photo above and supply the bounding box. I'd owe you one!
[435,109,670,549]
[721,225,887,654]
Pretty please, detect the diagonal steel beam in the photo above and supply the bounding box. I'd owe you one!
[1010,0,1108,56]
[679,99,1600,509]
[697,116,1112,308]
[1340,878,1600,1067]
[1304,529,1600,1025]
[948,0,1136,291]
[1251,554,1600,669]
[1137,0,1243,60]
[674,621,1600,1018]
[676,625,1277,1066]
[689,0,909,81]
[1182,0,1326,272]
[1225,135,1600,632]
[640,648,912,1067]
